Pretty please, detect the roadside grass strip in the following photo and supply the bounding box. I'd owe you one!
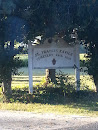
[0,102,98,117]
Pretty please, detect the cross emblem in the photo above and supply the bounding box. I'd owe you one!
[52,58,56,65]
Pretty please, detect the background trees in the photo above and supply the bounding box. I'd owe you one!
[0,0,29,96]
[0,0,98,96]
[78,0,98,91]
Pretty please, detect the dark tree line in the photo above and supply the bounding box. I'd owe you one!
[0,0,98,96]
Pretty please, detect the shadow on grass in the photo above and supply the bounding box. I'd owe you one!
[4,87,97,112]
[12,80,40,82]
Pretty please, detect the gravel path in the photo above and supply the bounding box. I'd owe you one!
[0,110,98,130]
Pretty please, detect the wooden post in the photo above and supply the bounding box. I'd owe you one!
[75,43,80,91]
[28,41,33,93]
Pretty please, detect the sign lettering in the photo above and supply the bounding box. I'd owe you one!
[33,48,75,69]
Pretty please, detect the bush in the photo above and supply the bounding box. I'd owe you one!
[35,71,76,97]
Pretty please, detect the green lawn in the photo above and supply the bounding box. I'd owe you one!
[0,54,97,117]
[11,75,95,91]
[0,102,98,117]
[0,74,97,116]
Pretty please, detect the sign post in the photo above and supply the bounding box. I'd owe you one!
[28,41,33,93]
[75,43,80,91]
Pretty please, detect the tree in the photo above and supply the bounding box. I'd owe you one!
[0,0,29,97]
[17,0,98,91]
[46,69,56,83]
[14,0,80,83]
[0,0,98,96]
[78,0,98,91]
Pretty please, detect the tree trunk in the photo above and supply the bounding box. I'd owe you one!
[94,77,98,92]
[46,69,56,83]
[2,70,12,98]
[2,79,12,95]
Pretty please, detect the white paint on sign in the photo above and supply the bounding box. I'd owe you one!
[33,48,75,69]
[32,37,76,69]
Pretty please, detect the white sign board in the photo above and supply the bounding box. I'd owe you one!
[32,37,76,69]
[28,37,80,93]
[33,48,75,69]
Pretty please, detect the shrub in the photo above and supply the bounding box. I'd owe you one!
[35,71,76,97]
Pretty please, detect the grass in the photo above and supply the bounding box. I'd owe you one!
[0,102,98,117]
[0,74,98,117]
[0,90,98,117]
[0,54,97,116]
[11,75,95,91]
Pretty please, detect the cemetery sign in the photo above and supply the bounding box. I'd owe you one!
[28,37,80,93]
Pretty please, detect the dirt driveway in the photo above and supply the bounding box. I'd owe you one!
[0,110,98,130]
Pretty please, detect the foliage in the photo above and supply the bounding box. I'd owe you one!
[0,0,98,96]
[55,71,76,95]
[0,78,97,104]
[0,74,97,116]
[0,40,24,96]
[0,84,98,116]
[4,0,96,41]
[0,0,29,96]
[35,72,76,97]
[77,1,98,90]
[15,54,28,67]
